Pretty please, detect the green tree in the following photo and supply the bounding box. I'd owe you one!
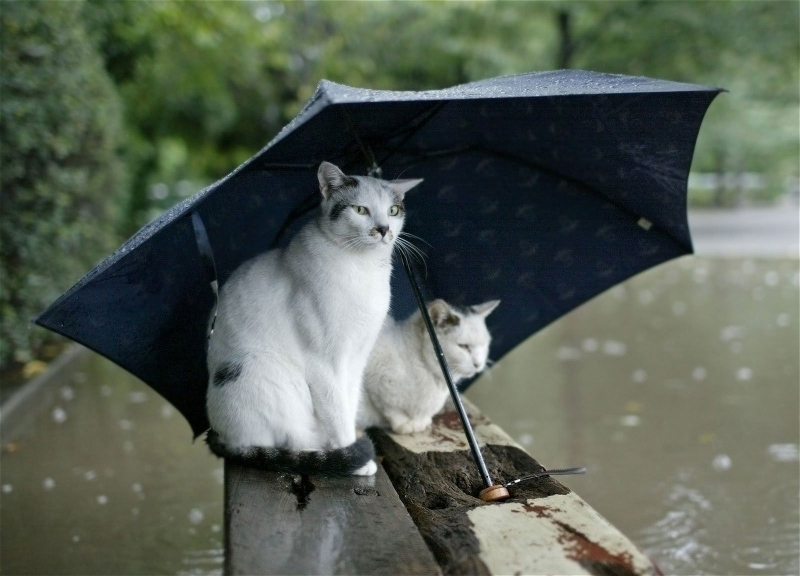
[0,0,126,369]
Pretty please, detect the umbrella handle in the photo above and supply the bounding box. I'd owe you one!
[399,252,508,501]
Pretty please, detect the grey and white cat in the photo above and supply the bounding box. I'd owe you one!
[206,161,422,476]
[358,299,499,434]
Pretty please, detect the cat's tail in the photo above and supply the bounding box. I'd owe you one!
[205,430,375,476]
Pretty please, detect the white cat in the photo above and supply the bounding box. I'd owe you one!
[358,299,499,434]
[206,161,422,476]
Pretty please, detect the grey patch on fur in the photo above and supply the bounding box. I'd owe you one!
[213,362,243,387]
[330,202,350,220]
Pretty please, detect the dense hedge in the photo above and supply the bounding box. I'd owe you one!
[0,1,126,369]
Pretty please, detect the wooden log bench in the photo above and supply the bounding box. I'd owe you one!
[225,399,662,576]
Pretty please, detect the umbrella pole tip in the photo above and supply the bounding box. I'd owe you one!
[479,484,510,502]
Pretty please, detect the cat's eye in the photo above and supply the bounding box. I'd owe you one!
[352,205,369,215]
[388,204,402,217]
[459,344,471,351]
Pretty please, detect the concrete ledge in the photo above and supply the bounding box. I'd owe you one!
[224,459,441,575]
[369,399,662,576]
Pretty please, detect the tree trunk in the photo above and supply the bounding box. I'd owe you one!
[556,9,574,69]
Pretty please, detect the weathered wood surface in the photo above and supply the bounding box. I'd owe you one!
[369,400,663,576]
[225,459,441,576]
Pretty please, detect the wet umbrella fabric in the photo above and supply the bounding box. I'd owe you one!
[36,70,721,438]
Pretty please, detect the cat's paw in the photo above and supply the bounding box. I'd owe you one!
[352,460,378,476]
[409,418,432,433]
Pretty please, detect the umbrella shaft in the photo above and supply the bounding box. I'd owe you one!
[400,253,494,489]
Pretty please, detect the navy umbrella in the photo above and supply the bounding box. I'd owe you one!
[37,71,720,491]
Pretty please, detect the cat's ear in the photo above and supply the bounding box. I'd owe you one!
[429,299,460,330]
[387,178,424,199]
[470,300,501,318]
[318,161,353,199]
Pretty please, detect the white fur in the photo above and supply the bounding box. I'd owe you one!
[359,299,500,434]
[206,162,422,475]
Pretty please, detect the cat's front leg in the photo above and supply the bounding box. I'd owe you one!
[306,365,358,448]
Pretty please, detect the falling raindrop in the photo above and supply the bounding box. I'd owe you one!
[71,535,80,543]
[128,391,147,404]
[97,495,108,505]
[556,346,581,361]
[582,338,599,352]
[2,484,12,494]
[692,367,707,381]
[517,433,534,446]
[161,404,174,418]
[671,301,686,316]
[100,385,112,397]
[763,270,780,287]
[132,508,140,516]
[777,313,790,327]
[736,367,753,381]
[59,386,75,401]
[620,415,641,427]
[132,483,143,493]
[712,454,732,471]
[730,341,743,354]
[767,443,799,463]
[119,419,133,431]
[211,524,221,533]
[188,509,204,525]
[720,326,743,342]
[603,340,627,356]
[52,406,67,424]
[84,470,96,481]
[632,369,647,383]
[43,477,55,490]
[638,290,654,304]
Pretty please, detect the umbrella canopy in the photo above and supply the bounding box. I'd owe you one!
[36,70,721,438]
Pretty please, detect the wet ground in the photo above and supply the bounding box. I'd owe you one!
[1,206,798,575]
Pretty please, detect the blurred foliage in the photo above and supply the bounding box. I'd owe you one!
[0,0,126,369]
[1,0,797,373]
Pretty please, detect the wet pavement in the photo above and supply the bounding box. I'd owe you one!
[1,230,798,574]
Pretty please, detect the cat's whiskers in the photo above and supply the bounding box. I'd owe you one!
[400,231,433,248]
[394,237,428,279]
